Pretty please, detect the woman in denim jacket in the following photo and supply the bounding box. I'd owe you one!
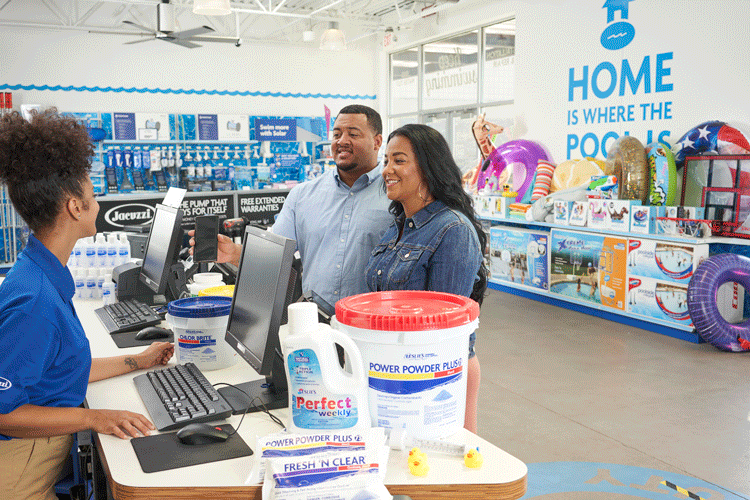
[365,124,488,433]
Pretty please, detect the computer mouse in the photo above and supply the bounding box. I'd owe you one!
[134,326,172,341]
[175,423,230,445]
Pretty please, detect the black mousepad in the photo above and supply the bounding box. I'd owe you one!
[131,424,252,473]
[111,331,174,349]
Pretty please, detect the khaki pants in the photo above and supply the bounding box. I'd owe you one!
[0,434,74,500]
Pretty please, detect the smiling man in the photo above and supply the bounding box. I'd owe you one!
[210,105,392,309]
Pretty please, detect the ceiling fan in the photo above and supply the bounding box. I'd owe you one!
[123,1,240,49]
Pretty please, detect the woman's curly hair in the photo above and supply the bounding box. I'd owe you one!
[0,108,93,232]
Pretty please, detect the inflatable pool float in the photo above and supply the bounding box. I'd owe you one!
[550,159,603,192]
[672,120,750,167]
[646,142,677,206]
[477,139,549,201]
[687,253,750,352]
[605,136,649,203]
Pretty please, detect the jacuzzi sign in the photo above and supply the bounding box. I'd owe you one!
[104,204,154,228]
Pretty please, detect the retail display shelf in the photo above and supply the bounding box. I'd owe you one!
[488,279,702,343]
[100,139,260,145]
[479,215,744,246]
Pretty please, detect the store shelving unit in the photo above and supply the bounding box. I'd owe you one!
[478,215,745,344]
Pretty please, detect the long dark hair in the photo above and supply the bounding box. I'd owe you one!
[387,124,488,305]
[0,108,92,232]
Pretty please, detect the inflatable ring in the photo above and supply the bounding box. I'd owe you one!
[646,142,677,206]
[672,120,750,167]
[687,253,750,352]
[477,140,548,202]
[605,135,649,203]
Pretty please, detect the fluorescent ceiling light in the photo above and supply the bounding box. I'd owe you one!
[193,0,231,16]
[320,22,346,51]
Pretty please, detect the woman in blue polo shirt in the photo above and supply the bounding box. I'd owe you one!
[0,109,174,500]
[365,124,488,433]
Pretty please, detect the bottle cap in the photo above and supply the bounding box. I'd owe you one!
[287,302,318,335]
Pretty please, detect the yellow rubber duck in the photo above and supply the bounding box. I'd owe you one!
[464,447,484,468]
[408,457,430,477]
[408,447,426,466]
[501,184,518,198]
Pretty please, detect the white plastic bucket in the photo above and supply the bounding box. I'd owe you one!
[333,291,479,439]
[167,296,238,371]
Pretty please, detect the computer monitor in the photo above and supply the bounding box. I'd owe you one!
[219,225,297,414]
[139,204,183,296]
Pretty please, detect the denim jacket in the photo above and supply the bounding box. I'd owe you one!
[365,200,482,298]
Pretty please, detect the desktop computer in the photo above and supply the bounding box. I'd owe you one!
[96,204,187,334]
[219,226,298,414]
[133,225,299,430]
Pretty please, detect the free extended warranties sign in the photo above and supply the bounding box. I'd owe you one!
[565,0,674,159]
[524,462,746,499]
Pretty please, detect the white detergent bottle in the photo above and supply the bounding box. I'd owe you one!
[283,302,370,432]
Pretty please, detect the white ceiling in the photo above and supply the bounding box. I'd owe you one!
[0,0,462,48]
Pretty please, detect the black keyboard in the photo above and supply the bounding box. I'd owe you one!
[133,363,233,431]
[94,299,162,334]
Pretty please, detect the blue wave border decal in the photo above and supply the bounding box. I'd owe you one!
[0,83,376,100]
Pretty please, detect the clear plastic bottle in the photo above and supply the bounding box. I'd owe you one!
[74,269,86,300]
[84,237,96,269]
[73,239,84,268]
[86,268,98,300]
[117,233,131,266]
[107,234,118,267]
[95,233,108,268]
[101,273,116,305]
[283,302,370,432]
[97,268,106,300]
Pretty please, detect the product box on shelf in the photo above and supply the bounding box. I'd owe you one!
[550,229,627,310]
[553,200,574,225]
[627,238,709,284]
[489,227,549,290]
[568,201,588,226]
[587,199,609,229]
[630,205,666,234]
[627,276,693,327]
[475,195,498,217]
[494,196,511,218]
[605,200,634,232]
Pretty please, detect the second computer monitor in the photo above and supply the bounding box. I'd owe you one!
[221,225,296,413]
[139,203,183,296]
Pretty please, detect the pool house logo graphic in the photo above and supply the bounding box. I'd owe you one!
[601,0,636,50]
[0,377,11,390]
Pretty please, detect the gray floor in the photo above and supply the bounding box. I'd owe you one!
[475,289,750,498]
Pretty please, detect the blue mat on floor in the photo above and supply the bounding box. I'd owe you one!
[523,462,748,499]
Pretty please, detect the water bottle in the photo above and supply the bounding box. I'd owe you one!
[118,233,131,266]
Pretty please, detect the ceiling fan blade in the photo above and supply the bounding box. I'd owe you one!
[174,25,215,39]
[124,36,155,45]
[123,20,156,34]
[164,38,201,49]
[192,36,240,44]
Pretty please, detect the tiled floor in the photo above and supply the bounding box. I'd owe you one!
[475,289,750,498]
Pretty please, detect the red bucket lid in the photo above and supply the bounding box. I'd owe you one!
[335,291,479,331]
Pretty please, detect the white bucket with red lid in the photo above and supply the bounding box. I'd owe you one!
[332,291,479,439]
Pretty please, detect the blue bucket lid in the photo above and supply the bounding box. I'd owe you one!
[168,296,232,318]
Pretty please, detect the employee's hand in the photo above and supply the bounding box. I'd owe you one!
[88,409,155,439]
[137,342,174,369]
[187,229,241,265]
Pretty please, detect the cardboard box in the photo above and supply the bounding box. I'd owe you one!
[627,238,709,284]
[605,200,634,232]
[550,229,627,310]
[489,227,549,290]
[494,197,511,218]
[627,276,693,327]
[569,201,588,226]
[587,199,609,229]
[631,205,666,234]
[553,200,573,225]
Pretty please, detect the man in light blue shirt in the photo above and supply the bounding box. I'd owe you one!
[209,105,392,308]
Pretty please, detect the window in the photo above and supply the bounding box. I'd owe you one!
[422,31,478,111]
